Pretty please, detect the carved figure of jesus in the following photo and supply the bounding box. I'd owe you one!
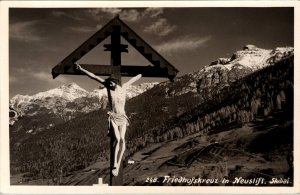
[75,63,142,176]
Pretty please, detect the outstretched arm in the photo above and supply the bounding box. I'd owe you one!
[74,63,105,83]
[123,74,142,87]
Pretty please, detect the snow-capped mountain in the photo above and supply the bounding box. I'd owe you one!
[36,83,89,101]
[11,83,89,114]
[10,82,158,117]
[180,45,293,96]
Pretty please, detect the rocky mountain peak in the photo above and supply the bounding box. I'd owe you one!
[10,82,158,118]
[59,82,82,90]
[178,45,294,97]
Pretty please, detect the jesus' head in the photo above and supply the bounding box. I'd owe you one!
[105,76,120,90]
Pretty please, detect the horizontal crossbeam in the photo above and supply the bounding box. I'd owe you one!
[52,64,176,79]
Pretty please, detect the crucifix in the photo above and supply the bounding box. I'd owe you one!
[52,15,178,186]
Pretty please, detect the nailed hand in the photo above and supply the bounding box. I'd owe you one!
[74,63,81,70]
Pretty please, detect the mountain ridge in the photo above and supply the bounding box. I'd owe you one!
[9,45,293,137]
[10,45,293,114]
[10,82,158,115]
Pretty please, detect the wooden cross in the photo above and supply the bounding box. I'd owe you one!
[52,16,178,186]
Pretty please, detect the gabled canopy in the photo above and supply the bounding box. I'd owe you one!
[52,16,179,80]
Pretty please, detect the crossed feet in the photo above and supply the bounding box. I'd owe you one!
[112,166,120,176]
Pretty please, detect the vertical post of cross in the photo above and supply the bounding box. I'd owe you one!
[107,24,124,186]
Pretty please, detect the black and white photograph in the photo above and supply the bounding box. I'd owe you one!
[1,1,299,194]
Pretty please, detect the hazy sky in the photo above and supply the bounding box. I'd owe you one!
[9,7,293,98]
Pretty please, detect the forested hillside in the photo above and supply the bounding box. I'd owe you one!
[125,55,293,157]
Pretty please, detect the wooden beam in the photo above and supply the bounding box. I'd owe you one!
[109,24,123,186]
[116,18,179,76]
[52,64,175,78]
[51,18,121,79]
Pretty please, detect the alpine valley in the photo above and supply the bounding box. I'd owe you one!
[10,45,294,186]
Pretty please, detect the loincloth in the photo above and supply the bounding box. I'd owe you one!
[107,111,129,128]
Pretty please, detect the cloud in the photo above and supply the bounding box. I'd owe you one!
[51,10,104,34]
[99,8,122,17]
[9,75,18,84]
[32,71,52,81]
[85,8,121,20]
[143,8,164,18]
[15,67,31,74]
[96,24,103,29]
[120,9,141,22]
[65,26,98,33]
[52,10,68,17]
[144,18,176,36]
[156,36,212,54]
[51,8,175,38]
[51,10,86,22]
[94,8,141,23]
[30,70,69,85]
[86,8,151,23]
[10,20,41,42]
